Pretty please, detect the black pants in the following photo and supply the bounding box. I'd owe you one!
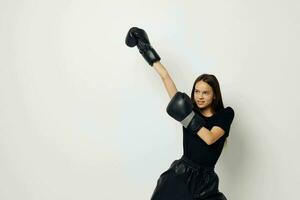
[150,155,227,200]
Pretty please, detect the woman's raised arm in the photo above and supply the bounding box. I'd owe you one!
[153,61,178,99]
[125,27,178,99]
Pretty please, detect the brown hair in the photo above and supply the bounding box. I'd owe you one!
[190,73,228,147]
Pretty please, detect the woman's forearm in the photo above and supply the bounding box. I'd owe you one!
[153,61,168,78]
[153,61,178,99]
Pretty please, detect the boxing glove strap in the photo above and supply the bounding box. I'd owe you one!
[181,111,195,128]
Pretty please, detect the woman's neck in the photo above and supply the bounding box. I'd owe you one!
[200,107,215,117]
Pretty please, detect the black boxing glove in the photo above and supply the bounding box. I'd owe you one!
[125,27,161,66]
[166,91,206,134]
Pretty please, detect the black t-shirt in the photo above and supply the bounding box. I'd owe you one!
[182,106,235,167]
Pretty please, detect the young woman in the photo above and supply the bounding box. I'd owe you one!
[126,27,235,200]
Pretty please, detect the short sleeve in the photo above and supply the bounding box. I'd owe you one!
[214,106,235,137]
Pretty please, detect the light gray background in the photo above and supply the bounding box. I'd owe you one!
[1,0,299,199]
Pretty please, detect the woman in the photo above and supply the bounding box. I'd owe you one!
[126,27,235,200]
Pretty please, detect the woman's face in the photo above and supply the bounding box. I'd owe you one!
[194,81,215,109]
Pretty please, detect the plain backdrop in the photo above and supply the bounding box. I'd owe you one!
[1,0,300,199]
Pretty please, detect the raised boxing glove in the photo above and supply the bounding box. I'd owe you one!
[125,27,161,66]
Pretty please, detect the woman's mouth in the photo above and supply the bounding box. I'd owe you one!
[197,101,205,104]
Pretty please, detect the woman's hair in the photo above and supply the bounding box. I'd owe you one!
[190,73,228,147]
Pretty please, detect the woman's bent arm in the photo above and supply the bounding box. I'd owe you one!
[153,62,178,99]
